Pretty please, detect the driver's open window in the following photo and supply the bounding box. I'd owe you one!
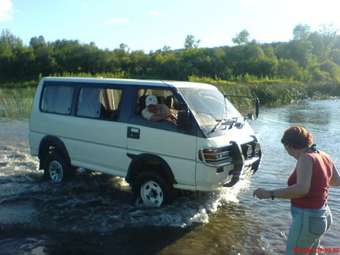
[136,89,180,123]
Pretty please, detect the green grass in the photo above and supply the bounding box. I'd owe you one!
[0,87,36,119]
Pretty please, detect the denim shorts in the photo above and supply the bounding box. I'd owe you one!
[286,204,332,255]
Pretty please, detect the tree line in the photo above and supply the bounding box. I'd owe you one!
[0,24,340,83]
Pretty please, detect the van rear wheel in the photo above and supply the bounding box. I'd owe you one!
[133,172,172,207]
[44,153,71,184]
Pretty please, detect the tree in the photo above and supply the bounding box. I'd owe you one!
[277,59,303,80]
[184,35,200,49]
[232,29,250,45]
[331,49,340,65]
[161,45,171,52]
[319,60,339,80]
[293,24,311,40]
[119,43,129,52]
[0,30,25,79]
[29,36,46,49]
[285,40,313,67]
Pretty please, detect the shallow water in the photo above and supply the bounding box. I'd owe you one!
[0,99,340,254]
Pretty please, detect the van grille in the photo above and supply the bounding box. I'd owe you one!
[199,140,261,165]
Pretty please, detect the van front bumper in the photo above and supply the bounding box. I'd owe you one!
[223,156,260,187]
[196,139,262,191]
[195,156,260,191]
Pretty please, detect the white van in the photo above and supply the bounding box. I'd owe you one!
[29,77,261,207]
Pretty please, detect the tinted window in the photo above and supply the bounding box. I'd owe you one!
[77,87,122,120]
[41,85,74,115]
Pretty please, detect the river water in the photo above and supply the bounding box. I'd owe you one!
[0,99,339,255]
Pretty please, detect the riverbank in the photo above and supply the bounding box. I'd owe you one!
[1,78,340,118]
[189,76,340,106]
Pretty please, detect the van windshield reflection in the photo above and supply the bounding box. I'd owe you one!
[178,87,242,135]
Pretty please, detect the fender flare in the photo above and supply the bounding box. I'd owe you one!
[125,153,176,185]
[38,135,71,169]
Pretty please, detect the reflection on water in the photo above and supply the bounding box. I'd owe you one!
[0,99,340,254]
[284,101,331,125]
[160,204,270,255]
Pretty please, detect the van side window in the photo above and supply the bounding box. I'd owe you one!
[41,85,74,115]
[77,87,122,120]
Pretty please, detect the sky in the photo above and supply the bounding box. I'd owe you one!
[0,0,340,52]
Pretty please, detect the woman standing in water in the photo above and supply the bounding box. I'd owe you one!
[253,126,340,255]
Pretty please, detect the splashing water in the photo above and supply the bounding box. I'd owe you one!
[0,141,251,235]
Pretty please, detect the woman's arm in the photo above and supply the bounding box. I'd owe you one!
[330,164,340,187]
[253,154,313,199]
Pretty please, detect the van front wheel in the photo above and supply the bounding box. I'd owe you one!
[133,172,172,207]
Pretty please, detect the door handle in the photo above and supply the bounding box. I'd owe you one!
[127,127,140,139]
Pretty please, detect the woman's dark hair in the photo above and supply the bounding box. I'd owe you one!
[281,126,313,149]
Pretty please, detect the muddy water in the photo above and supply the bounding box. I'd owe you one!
[0,99,340,255]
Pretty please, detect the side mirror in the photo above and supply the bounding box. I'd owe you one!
[245,97,260,120]
[245,113,255,121]
[255,97,260,119]
[224,94,260,120]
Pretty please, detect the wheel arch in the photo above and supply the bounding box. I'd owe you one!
[38,135,71,170]
[126,153,176,185]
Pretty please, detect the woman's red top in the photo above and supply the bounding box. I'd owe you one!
[287,151,333,209]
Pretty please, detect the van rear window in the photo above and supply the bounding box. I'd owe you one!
[40,85,74,115]
[76,87,122,120]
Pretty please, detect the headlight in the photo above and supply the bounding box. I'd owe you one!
[199,146,233,164]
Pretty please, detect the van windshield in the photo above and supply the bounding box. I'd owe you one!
[179,87,241,134]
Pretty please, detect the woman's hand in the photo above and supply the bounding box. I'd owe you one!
[253,188,272,199]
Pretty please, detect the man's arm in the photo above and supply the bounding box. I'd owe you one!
[150,114,164,121]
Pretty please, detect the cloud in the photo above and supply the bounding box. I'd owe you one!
[104,17,129,25]
[0,0,13,22]
[148,10,161,17]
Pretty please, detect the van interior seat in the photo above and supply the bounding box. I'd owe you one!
[137,95,147,114]
[157,96,166,104]
[165,96,174,109]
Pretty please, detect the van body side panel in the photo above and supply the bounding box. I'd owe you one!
[195,163,231,191]
[29,131,44,156]
[62,118,129,175]
[31,113,129,175]
[29,80,44,156]
[127,127,197,187]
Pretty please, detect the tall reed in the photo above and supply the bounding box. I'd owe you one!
[0,87,36,119]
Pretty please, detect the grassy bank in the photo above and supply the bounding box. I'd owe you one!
[1,77,340,119]
[0,87,36,118]
[189,76,340,106]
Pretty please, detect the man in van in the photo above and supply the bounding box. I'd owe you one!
[142,95,177,122]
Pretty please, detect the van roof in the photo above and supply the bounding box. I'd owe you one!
[42,77,218,90]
